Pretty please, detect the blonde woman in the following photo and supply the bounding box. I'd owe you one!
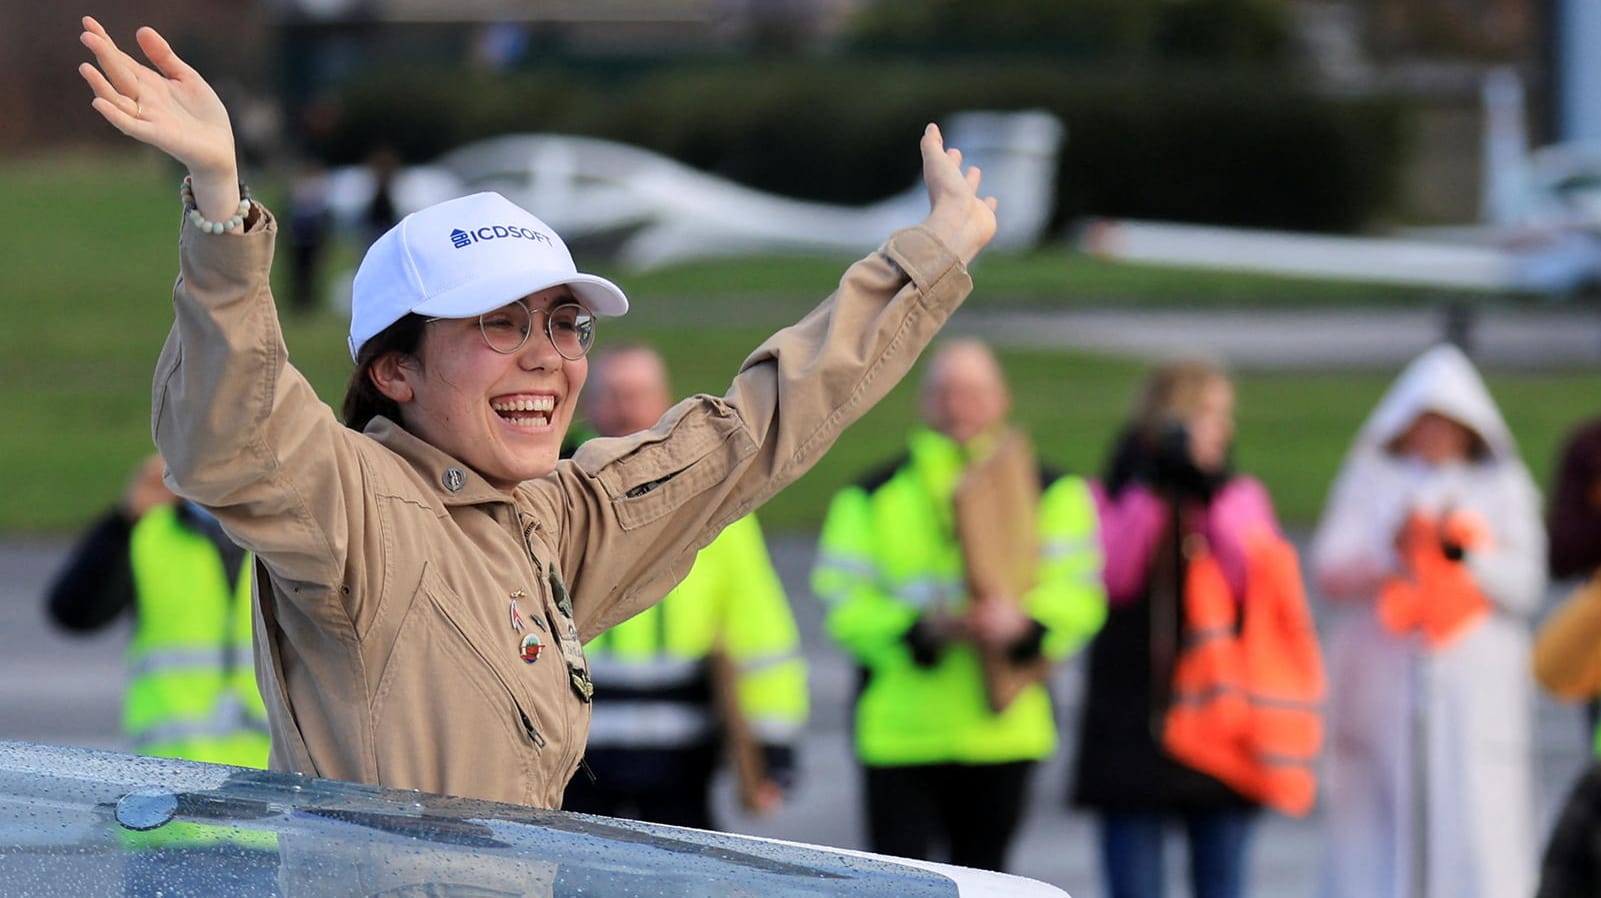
[1072,358,1285,898]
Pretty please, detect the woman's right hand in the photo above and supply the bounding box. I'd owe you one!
[78,16,241,222]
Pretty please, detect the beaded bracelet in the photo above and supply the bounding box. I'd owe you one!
[180,176,253,234]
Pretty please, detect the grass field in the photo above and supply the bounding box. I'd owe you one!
[4,153,1595,534]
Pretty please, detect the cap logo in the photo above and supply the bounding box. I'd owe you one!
[448,225,553,250]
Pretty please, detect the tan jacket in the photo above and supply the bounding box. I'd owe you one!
[153,208,971,808]
[1533,575,1601,700]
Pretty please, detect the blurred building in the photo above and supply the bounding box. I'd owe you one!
[0,2,274,150]
[2,0,860,150]
[1367,0,1536,58]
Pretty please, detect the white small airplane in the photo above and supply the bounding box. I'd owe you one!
[324,110,1064,270]
[1078,69,1601,294]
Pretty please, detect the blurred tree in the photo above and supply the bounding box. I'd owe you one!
[845,0,1293,66]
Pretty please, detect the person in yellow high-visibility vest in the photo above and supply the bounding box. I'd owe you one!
[812,339,1106,872]
[44,454,268,768]
[562,345,807,828]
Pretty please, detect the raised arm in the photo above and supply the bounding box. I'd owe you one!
[555,125,997,637]
[80,19,359,596]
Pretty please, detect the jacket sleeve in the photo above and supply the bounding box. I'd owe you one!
[1465,467,1547,617]
[1309,454,1404,601]
[1534,576,1601,700]
[812,484,923,668]
[43,508,137,632]
[1027,475,1107,660]
[548,227,971,638]
[151,211,363,623]
[1203,476,1282,601]
[1092,481,1167,606]
[716,515,807,785]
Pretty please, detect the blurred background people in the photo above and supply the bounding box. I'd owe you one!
[1532,418,1601,898]
[812,338,1106,872]
[1310,343,1543,898]
[1543,415,1601,737]
[42,454,267,767]
[1532,570,1601,898]
[285,157,331,315]
[1545,417,1601,584]
[1070,357,1291,898]
[562,344,807,828]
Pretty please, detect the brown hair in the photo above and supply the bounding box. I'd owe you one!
[341,314,428,431]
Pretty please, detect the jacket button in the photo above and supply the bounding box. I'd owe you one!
[442,467,466,492]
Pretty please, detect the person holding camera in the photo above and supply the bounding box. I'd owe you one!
[44,453,268,767]
[1070,357,1289,898]
[1310,344,1542,898]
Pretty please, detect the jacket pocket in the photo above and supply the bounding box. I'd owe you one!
[574,399,756,531]
[423,567,548,751]
[370,563,548,804]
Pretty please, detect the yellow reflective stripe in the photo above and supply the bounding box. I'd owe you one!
[737,649,803,677]
[750,717,804,743]
[133,694,269,753]
[127,647,230,680]
[890,576,963,609]
[813,551,877,581]
[1041,535,1098,560]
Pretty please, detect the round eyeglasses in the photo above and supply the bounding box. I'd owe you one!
[431,301,596,360]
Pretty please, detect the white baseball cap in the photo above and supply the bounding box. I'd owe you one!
[347,191,629,360]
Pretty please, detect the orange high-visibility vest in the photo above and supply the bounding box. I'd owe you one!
[1377,510,1492,648]
[1163,528,1325,817]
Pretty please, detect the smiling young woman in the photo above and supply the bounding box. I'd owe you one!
[78,15,998,808]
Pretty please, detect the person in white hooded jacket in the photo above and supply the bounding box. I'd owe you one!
[1310,343,1544,898]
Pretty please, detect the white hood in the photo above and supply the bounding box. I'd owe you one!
[1353,343,1518,462]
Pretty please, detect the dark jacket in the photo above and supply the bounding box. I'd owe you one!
[1548,419,1601,581]
[45,502,246,632]
[1071,428,1252,812]
[1537,761,1601,898]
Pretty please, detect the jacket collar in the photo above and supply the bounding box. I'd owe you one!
[364,416,517,508]
[907,428,968,505]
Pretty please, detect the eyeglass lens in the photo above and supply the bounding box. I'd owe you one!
[479,302,595,359]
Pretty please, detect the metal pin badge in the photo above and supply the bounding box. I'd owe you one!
[520,632,544,664]
[442,467,466,492]
[509,593,526,633]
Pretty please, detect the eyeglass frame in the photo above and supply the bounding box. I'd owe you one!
[424,299,596,361]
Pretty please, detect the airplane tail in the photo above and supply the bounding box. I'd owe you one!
[1481,67,1531,227]
[943,111,1066,250]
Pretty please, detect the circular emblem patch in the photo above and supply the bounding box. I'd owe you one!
[520,632,544,664]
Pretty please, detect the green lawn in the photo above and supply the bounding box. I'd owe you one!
[3,154,1594,534]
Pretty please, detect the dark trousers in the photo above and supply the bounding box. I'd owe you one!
[562,753,715,831]
[863,760,1034,872]
[1098,809,1254,898]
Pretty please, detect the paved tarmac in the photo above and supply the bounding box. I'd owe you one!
[0,534,1590,897]
[949,304,1601,369]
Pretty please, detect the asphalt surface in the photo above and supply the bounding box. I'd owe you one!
[0,534,1589,897]
[949,304,1601,369]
